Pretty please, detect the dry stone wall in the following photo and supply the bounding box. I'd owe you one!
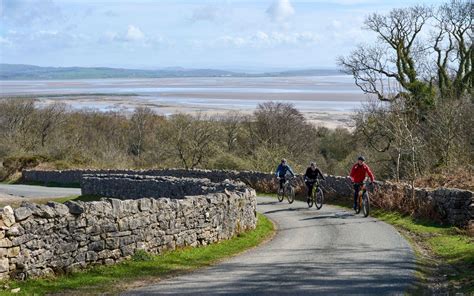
[21,169,473,228]
[0,176,257,280]
[81,174,251,200]
[321,175,473,229]
[22,169,274,188]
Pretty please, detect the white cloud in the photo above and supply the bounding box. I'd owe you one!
[104,25,146,43]
[219,31,319,48]
[266,0,295,23]
[0,36,12,46]
[125,25,145,41]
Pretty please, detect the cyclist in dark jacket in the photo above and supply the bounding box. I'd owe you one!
[275,159,295,190]
[303,162,325,203]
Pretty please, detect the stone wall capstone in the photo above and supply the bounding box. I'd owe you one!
[0,176,257,280]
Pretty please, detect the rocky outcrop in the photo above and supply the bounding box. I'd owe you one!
[0,177,256,280]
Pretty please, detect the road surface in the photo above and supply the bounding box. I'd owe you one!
[125,196,415,295]
[0,185,415,294]
[0,184,81,199]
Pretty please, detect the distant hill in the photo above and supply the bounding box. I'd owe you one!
[0,64,342,80]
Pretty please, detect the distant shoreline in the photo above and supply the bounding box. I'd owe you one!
[0,63,343,80]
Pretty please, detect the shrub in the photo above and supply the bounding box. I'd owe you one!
[2,155,46,172]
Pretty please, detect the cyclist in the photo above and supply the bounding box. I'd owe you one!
[303,162,325,204]
[349,156,375,210]
[275,158,295,191]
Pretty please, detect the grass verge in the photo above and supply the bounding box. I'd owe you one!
[0,213,274,295]
[372,210,474,294]
[325,198,473,294]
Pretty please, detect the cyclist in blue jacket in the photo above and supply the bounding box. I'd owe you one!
[275,159,295,190]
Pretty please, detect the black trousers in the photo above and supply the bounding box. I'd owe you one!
[353,183,362,208]
[305,181,316,197]
[279,178,286,189]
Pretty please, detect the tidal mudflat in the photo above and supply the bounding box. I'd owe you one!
[0,75,368,128]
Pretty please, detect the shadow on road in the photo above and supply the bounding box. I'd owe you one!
[263,206,310,215]
[126,253,416,295]
[257,201,280,206]
[300,212,354,221]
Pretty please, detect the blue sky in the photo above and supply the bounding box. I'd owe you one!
[0,0,445,70]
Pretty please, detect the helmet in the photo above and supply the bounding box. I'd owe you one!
[281,158,287,163]
[310,161,315,166]
[358,156,366,161]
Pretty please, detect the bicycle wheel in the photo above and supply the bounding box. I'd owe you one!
[315,187,324,210]
[362,192,370,217]
[277,188,284,202]
[287,186,295,204]
[355,194,361,214]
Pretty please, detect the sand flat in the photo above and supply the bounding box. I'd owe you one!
[0,76,369,129]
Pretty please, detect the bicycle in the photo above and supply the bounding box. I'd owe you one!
[354,181,371,217]
[277,176,295,204]
[306,179,324,209]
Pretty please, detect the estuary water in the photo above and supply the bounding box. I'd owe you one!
[0,75,368,127]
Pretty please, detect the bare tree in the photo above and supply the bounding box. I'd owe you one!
[34,103,67,147]
[0,98,37,151]
[252,102,313,155]
[168,113,217,170]
[128,107,155,159]
[220,112,245,152]
[354,98,424,184]
[338,1,472,111]
[433,0,473,99]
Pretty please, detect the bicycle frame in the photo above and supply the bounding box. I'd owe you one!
[357,183,366,207]
[284,177,295,203]
[355,180,371,217]
[283,176,295,188]
[311,179,320,196]
[277,176,295,203]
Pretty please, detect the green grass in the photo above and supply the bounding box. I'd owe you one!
[281,195,474,292]
[372,210,474,293]
[0,213,274,295]
[372,210,474,265]
[428,236,473,264]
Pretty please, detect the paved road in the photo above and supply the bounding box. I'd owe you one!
[0,184,81,199]
[125,196,415,296]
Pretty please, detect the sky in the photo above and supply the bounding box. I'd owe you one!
[0,0,445,71]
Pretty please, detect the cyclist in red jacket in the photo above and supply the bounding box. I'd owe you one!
[349,156,375,210]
